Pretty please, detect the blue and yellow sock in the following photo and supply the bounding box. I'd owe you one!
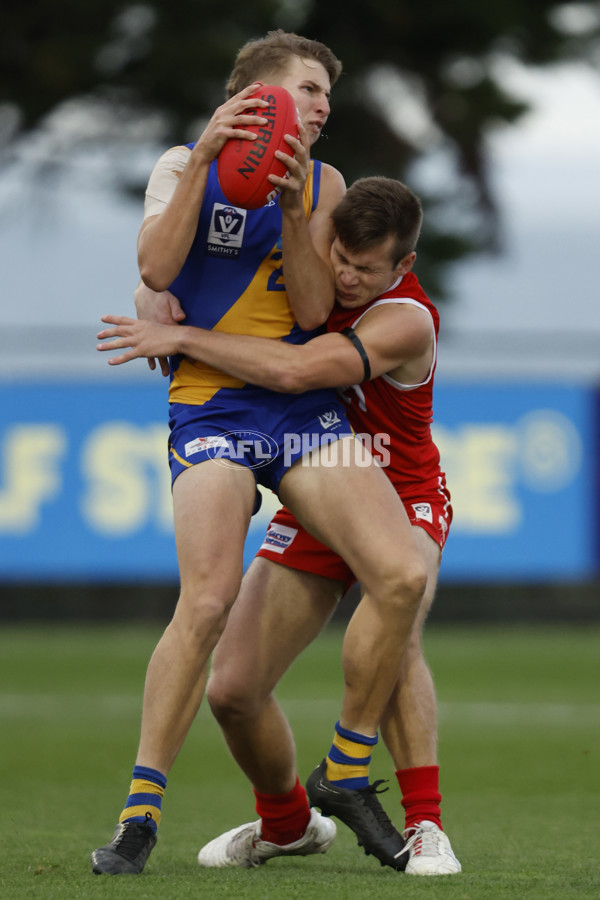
[119,765,167,834]
[325,721,378,789]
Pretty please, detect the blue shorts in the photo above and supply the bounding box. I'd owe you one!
[168,384,353,510]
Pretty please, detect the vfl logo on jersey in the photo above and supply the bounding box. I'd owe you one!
[207,203,246,258]
[411,502,433,524]
[318,410,342,430]
[260,523,298,555]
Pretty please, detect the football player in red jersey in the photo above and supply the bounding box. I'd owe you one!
[98,177,461,875]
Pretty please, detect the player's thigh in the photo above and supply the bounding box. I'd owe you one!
[210,556,342,700]
[172,459,256,597]
[280,437,423,591]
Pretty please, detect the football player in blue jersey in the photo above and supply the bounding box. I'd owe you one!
[91,33,427,876]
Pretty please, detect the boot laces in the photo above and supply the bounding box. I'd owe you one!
[357,780,396,836]
[402,822,440,857]
[114,814,154,859]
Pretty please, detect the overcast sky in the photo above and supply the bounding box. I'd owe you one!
[1,61,599,380]
[445,64,600,333]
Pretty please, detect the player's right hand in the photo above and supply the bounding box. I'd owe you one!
[192,84,270,164]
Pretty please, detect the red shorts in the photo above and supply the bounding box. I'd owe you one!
[256,484,452,594]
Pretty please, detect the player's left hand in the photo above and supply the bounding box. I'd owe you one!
[269,121,311,209]
[134,283,185,375]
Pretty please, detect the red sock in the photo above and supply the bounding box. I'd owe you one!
[396,765,443,830]
[253,776,311,845]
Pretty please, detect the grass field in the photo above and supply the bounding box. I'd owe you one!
[2,621,599,899]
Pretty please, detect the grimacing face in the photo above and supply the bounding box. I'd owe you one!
[331,235,413,309]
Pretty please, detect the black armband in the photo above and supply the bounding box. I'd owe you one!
[341,326,372,382]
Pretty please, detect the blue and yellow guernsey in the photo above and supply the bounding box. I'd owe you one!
[168,154,323,406]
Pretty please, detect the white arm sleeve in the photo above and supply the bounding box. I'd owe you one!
[143,145,192,219]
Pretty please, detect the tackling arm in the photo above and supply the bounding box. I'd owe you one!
[97,303,434,391]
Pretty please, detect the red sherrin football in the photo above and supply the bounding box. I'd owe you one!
[217,84,299,209]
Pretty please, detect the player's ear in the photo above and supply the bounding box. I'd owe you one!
[396,251,416,277]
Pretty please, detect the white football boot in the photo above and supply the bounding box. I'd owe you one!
[403,820,461,875]
[197,807,336,868]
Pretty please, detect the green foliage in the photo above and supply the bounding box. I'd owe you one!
[2,622,599,898]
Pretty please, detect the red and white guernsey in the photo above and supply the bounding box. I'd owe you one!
[257,270,451,583]
[327,270,445,502]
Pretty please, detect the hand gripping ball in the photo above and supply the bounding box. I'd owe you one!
[217,85,299,209]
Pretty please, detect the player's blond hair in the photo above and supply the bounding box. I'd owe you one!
[226,30,342,98]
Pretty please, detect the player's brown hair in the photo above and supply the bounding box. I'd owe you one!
[226,30,342,97]
[332,177,423,265]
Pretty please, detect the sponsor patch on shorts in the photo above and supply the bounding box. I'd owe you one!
[260,523,298,555]
[185,435,229,457]
[411,502,433,524]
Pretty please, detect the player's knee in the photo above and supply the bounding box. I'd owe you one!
[380,558,428,613]
[174,591,237,647]
[207,675,260,724]
[402,561,428,609]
